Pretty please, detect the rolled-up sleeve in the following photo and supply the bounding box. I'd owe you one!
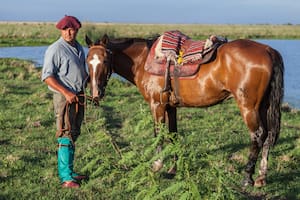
[41,46,58,81]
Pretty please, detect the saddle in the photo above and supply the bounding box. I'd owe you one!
[144,30,227,104]
[145,30,227,77]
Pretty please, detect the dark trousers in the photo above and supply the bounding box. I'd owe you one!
[53,92,85,142]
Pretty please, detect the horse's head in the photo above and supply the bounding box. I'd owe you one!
[86,34,112,105]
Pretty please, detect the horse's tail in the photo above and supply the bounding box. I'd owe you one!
[266,47,284,146]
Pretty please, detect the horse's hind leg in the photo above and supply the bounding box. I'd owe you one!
[254,137,271,187]
[239,106,267,186]
[243,127,264,186]
[254,106,270,187]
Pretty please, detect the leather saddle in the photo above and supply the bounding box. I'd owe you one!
[145,33,227,78]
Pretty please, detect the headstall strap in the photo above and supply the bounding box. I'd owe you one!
[105,48,113,85]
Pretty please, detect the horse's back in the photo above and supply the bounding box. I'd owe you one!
[223,39,269,49]
[220,39,272,61]
[216,39,274,74]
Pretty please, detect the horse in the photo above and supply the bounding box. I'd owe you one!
[85,33,284,187]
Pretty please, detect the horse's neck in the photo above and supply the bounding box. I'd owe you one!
[113,43,148,84]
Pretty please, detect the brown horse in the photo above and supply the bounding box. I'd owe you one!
[85,34,284,187]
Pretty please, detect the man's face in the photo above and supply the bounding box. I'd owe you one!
[61,28,78,43]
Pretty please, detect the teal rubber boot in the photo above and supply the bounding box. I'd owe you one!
[57,137,76,183]
[69,144,80,178]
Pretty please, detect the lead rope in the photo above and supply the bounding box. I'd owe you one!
[56,101,76,146]
[81,75,95,136]
[56,91,93,146]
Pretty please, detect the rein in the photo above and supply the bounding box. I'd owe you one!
[55,93,94,145]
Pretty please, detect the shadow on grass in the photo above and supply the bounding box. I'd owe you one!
[268,170,300,199]
[100,104,130,149]
[210,132,299,199]
[5,84,33,95]
[0,139,10,145]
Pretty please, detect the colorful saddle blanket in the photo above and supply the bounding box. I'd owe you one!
[145,30,226,77]
[160,30,208,64]
[161,30,189,54]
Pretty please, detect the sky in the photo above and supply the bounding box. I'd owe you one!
[0,0,299,24]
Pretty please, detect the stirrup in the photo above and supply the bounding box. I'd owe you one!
[161,55,173,93]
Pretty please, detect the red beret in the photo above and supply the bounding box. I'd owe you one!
[56,15,81,30]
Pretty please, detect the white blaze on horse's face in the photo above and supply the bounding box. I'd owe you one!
[89,54,101,98]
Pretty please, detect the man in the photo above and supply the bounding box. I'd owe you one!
[42,15,88,188]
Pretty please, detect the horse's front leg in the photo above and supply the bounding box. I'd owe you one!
[151,102,179,176]
[150,101,167,172]
[166,104,177,133]
[165,105,178,176]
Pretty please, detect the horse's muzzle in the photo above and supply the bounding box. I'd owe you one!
[92,97,100,106]
[92,91,105,106]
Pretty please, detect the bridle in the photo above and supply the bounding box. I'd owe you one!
[101,47,113,96]
[87,44,113,102]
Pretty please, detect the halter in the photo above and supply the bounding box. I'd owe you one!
[102,48,113,93]
[88,44,113,100]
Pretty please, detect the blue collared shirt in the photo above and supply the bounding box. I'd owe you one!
[42,37,88,93]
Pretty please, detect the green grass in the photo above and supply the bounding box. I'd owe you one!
[0,58,299,199]
[1,22,300,47]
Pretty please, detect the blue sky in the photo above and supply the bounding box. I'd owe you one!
[0,0,299,24]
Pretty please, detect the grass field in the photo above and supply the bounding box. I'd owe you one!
[1,22,300,47]
[0,59,299,199]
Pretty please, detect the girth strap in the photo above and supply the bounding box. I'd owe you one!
[160,54,181,105]
[161,57,172,92]
[172,65,181,105]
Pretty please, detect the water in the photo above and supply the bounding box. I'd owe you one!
[0,40,299,109]
[0,46,89,66]
[256,40,300,109]
[0,46,48,66]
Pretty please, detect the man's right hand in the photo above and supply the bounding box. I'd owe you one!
[64,90,79,104]
[44,76,77,104]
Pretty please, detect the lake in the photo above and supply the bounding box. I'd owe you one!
[0,40,299,109]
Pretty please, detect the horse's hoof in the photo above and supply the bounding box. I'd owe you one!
[161,165,177,179]
[242,178,254,187]
[254,176,266,187]
[162,172,176,179]
[152,159,163,172]
[167,166,177,175]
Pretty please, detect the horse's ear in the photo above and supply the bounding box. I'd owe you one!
[85,35,93,48]
[100,34,109,46]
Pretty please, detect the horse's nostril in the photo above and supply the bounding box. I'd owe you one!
[93,100,99,106]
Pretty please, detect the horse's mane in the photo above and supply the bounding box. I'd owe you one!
[98,35,159,51]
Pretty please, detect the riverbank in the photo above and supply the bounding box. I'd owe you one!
[1,22,300,46]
